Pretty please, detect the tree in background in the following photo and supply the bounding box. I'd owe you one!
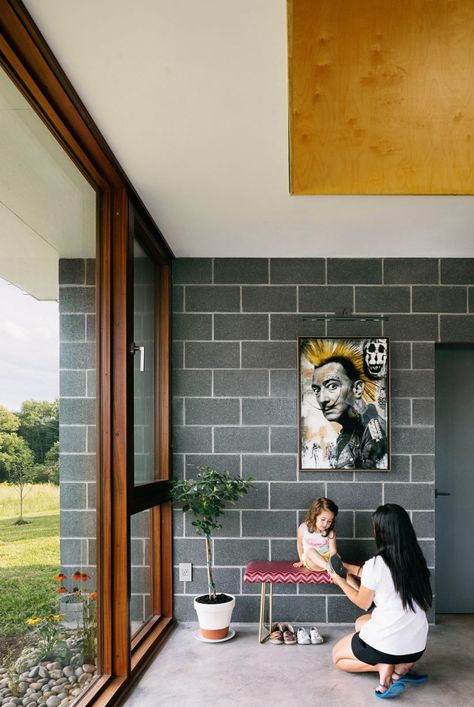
[0,426,35,523]
[18,400,59,465]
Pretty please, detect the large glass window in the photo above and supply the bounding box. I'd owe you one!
[0,65,98,702]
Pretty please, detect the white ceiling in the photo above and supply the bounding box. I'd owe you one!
[23,0,474,258]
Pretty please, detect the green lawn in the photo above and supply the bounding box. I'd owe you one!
[0,486,60,658]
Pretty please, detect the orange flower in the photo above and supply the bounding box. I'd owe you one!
[80,573,90,581]
[56,586,67,594]
[89,592,97,601]
[71,571,83,581]
[54,572,67,582]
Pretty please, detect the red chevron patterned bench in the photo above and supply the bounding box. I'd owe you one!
[244,560,332,643]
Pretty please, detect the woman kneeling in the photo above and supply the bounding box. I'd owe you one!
[331,504,432,699]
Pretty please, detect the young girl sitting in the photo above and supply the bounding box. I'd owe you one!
[294,497,361,587]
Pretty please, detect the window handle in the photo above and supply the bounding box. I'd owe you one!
[435,489,451,498]
[131,343,145,372]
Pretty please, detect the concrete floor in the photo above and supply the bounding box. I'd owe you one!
[123,615,473,707]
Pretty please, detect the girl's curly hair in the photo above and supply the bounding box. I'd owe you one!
[305,497,338,534]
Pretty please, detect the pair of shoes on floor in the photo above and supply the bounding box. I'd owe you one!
[270,622,296,644]
[328,553,347,578]
[296,626,324,645]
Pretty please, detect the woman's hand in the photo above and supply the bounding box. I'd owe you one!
[293,560,303,568]
[329,571,344,587]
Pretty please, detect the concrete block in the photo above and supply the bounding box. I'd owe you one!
[242,341,297,368]
[173,538,207,564]
[186,286,240,312]
[412,511,435,538]
[60,510,96,537]
[327,319,383,338]
[270,314,325,340]
[185,454,241,476]
[173,258,212,284]
[273,595,326,623]
[390,342,411,369]
[384,258,439,284]
[60,370,86,397]
[59,286,95,313]
[328,596,365,623]
[354,454,410,482]
[173,426,212,453]
[214,314,269,340]
[232,483,269,509]
[85,259,96,285]
[270,370,297,397]
[391,398,411,426]
[440,258,474,284]
[412,343,434,369]
[86,370,96,398]
[355,511,374,538]
[60,342,96,369]
[384,483,434,509]
[412,399,434,425]
[60,483,87,509]
[327,259,382,284]
[172,455,185,481]
[172,341,184,369]
[299,286,353,312]
[60,314,85,341]
[384,315,438,341]
[356,286,410,312]
[214,369,269,397]
[270,258,325,284]
[86,314,96,342]
[270,482,325,509]
[413,286,467,313]
[269,538,294,560]
[242,286,296,312]
[391,427,434,454]
[185,510,240,538]
[60,453,95,481]
[214,427,269,453]
[185,342,240,368]
[411,455,435,481]
[172,285,184,312]
[391,370,434,397]
[242,398,297,426]
[242,510,295,537]
[214,258,268,283]
[326,483,382,510]
[185,398,240,425]
[214,539,269,565]
[440,315,474,342]
[60,398,96,425]
[271,427,297,453]
[173,314,212,340]
[59,259,85,284]
[172,369,212,397]
[59,427,87,453]
[182,567,241,596]
[242,454,297,481]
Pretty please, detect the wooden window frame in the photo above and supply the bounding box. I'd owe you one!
[0,2,174,705]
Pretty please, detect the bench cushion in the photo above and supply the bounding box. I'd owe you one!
[244,560,331,585]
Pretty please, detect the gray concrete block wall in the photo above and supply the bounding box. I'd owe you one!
[172,257,474,623]
[59,258,96,587]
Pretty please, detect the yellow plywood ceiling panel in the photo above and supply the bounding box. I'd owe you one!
[289,0,474,194]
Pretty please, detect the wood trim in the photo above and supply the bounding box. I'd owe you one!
[111,189,131,677]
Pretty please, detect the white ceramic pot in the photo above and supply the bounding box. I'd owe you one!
[193,594,235,640]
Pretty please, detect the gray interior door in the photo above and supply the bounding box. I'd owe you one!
[435,345,474,613]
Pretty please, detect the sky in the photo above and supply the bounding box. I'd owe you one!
[0,277,59,412]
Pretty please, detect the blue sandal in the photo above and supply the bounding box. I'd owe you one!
[393,670,428,685]
[375,682,406,699]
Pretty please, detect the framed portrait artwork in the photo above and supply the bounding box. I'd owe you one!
[299,337,390,471]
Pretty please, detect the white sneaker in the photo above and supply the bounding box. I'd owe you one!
[296,627,311,645]
[310,626,324,644]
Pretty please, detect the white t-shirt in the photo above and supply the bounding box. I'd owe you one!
[359,555,428,655]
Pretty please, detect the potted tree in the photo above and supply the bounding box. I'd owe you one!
[171,465,254,641]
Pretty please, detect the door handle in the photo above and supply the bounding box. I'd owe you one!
[130,343,145,372]
[435,489,451,498]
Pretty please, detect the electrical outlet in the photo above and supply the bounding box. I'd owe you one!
[179,563,192,582]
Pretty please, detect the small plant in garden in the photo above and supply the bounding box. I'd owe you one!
[54,570,97,664]
[24,613,70,663]
[171,466,254,601]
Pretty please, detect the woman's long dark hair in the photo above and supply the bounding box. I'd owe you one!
[373,504,432,612]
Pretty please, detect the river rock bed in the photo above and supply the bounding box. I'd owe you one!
[0,639,96,707]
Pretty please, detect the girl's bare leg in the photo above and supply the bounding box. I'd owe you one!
[303,547,328,571]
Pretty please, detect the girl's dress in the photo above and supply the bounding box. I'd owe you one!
[301,523,331,569]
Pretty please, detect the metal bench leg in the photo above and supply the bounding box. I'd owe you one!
[258,582,273,643]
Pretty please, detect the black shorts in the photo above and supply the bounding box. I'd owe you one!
[351,632,425,666]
